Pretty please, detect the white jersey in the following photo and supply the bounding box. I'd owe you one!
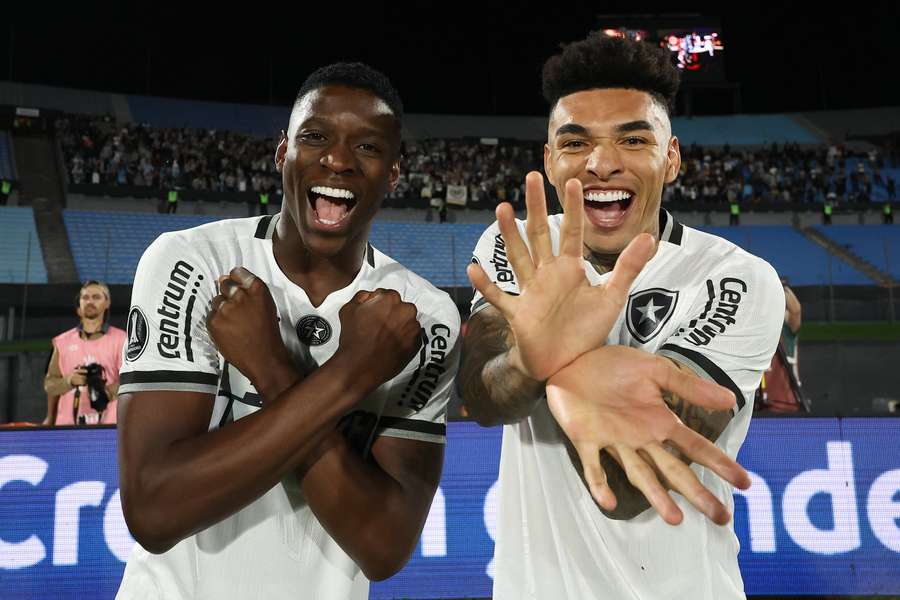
[117,214,460,600]
[470,210,783,600]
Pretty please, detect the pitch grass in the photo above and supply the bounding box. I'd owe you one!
[800,321,900,342]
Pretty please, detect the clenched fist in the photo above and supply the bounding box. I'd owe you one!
[333,289,422,392]
[207,267,293,386]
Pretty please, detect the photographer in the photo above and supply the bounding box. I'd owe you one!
[43,281,126,425]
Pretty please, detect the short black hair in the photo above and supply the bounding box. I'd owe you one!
[295,62,404,123]
[542,34,680,116]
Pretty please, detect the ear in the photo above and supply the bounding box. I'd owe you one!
[543,143,553,182]
[387,156,401,192]
[664,136,681,184]
[274,130,288,173]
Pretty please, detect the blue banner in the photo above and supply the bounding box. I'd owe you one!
[1,418,899,599]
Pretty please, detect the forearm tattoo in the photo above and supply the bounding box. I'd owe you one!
[662,390,735,451]
[570,387,734,520]
[459,308,544,426]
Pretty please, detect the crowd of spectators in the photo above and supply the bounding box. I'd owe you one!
[58,114,897,211]
[668,142,896,206]
[57,114,281,195]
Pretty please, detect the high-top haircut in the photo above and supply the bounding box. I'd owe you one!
[542,34,680,116]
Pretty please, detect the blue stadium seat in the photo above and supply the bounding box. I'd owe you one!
[671,115,821,146]
[0,207,49,283]
[63,211,221,283]
[700,226,873,285]
[813,225,900,279]
[62,211,882,287]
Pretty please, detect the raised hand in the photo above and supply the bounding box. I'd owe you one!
[467,171,654,381]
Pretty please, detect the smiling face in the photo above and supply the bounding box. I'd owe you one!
[543,87,681,257]
[275,85,401,258]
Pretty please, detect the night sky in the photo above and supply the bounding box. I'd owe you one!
[2,4,897,117]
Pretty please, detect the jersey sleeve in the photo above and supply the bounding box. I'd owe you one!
[656,256,785,413]
[118,232,221,396]
[376,293,461,444]
[469,219,523,316]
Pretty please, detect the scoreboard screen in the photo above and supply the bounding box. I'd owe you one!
[597,17,727,84]
[658,28,726,81]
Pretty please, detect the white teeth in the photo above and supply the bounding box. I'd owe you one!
[319,218,340,225]
[311,185,355,200]
[584,190,632,202]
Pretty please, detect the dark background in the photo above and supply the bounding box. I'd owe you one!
[2,3,898,116]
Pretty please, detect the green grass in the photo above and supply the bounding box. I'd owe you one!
[0,338,51,353]
[801,321,900,342]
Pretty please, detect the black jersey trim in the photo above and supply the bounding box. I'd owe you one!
[669,219,684,245]
[366,242,376,268]
[254,214,275,239]
[120,370,219,386]
[378,417,447,436]
[658,209,683,246]
[658,343,745,410]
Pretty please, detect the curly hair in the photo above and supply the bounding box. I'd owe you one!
[542,34,680,115]
[296,62,403,122]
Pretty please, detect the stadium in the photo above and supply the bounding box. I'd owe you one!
[0,8,898,600]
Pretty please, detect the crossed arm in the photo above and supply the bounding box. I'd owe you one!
[460,172,748,525]
[461,305,738,523]
[119,282,444,581]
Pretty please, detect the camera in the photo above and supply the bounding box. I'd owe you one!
[83,362,110,413]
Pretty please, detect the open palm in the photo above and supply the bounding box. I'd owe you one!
[467,172,654,381]
[546,345,751,525]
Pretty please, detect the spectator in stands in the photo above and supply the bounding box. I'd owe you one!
[56,113,896,213]
[885,201,894,225]
[166,189,178,213]
[0,179,11,205]
[729,197,740,226]
[755,280,806,412]
[42,281,126,426]
[823,192,835,224]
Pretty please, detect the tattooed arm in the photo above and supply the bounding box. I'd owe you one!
[585,358,735,520]
[459,305,545,427]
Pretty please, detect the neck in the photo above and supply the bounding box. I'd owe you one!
[584,219,663,275]
[273,212,369,306]
[81,317,104,335]
[583,247,618,275]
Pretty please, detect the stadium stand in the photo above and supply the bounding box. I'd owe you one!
[814,225,900,280]
[63,209,875,287]
[0,130,15,181]
[62,211,220,284]
[58,110,897,212]
[701,225,874,285]
[63,209,485,287]
[0,207,49,283]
